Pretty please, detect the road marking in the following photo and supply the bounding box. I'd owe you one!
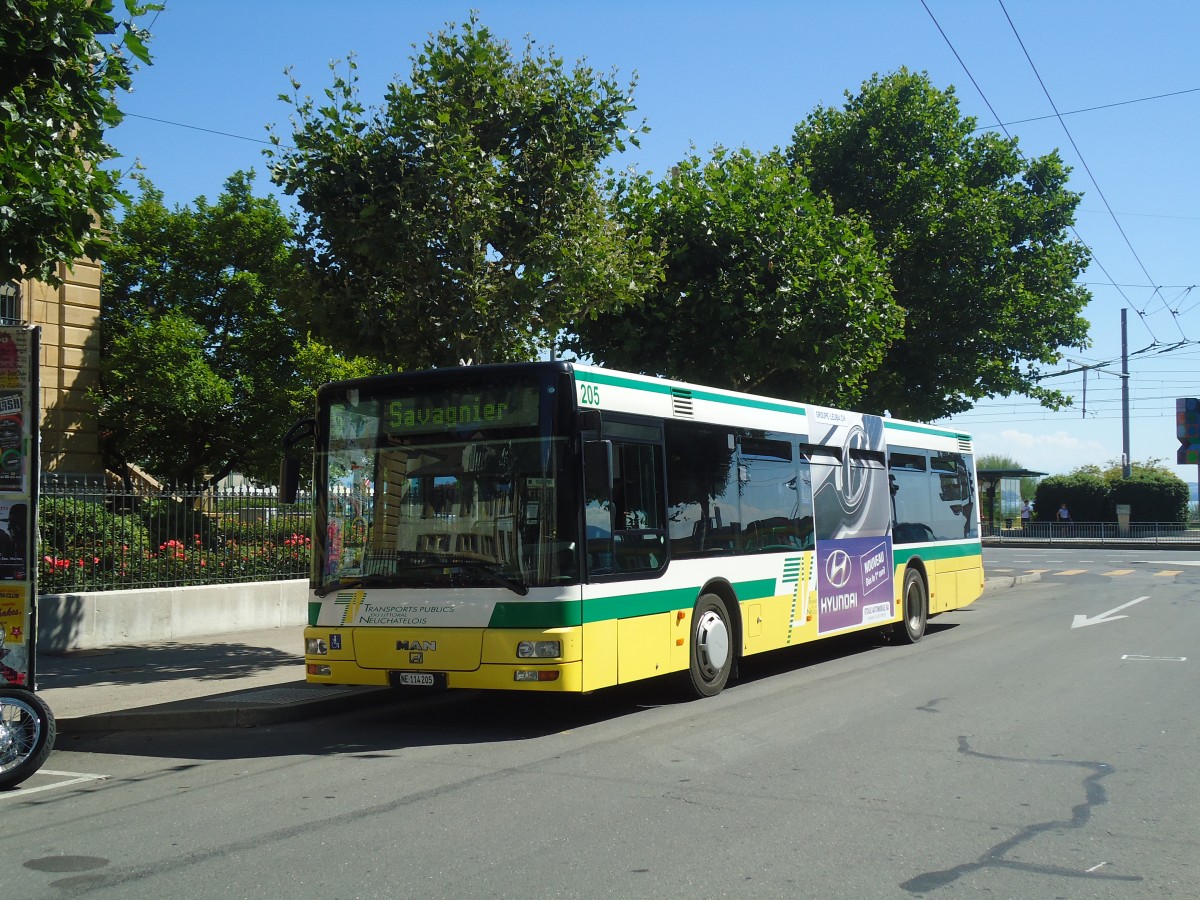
[1154,570,1182,577]
[1121,655,1187,662]
[0,769,107,799]
[1072,596,1150,629]
[1055,569,1087,576]
[1102,569,1135,576]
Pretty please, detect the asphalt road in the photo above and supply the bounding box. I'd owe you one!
[5,547,1198,899]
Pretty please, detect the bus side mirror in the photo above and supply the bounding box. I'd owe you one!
[280,455,302,504]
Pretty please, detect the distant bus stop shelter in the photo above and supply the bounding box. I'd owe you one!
[976,468,1047,528]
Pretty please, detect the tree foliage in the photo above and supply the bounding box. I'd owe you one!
[568,147,900,405]
[0,0,159,284]
[96,172,381,484]
[267,15,659,368]
[789,69,1092,420]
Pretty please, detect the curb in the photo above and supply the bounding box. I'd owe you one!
[56,682,393,735]
[982,572,1043,593]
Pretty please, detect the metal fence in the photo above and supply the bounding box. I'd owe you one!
[983,521,1200,545]
[37,478,313,595]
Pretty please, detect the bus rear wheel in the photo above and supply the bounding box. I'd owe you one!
[688,594,733,698]
[897,568,928,644]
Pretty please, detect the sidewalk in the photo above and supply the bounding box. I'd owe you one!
[35,625,387,734]
[31,575,1034,734]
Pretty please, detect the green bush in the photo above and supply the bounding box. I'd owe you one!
[1035,468,1189,523]
[1035,473,1108,521]
[37,495,312,594]
[1110,471,1189,522]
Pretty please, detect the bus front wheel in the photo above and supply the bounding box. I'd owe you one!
[897,568,928,644]
[688,594,733,698]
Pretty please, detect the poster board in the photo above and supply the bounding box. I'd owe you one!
[0,327,39,688]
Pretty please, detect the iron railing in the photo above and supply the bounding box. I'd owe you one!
[37,478,313,594]
[983,521,1200,545]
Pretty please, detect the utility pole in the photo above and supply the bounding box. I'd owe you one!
[1121,308,1131,479]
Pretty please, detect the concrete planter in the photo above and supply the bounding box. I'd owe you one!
[36,579,309,652]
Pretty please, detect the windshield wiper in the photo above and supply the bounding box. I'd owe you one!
[316,559,529,597]
[315,573,407,597]
[448,560,529,596]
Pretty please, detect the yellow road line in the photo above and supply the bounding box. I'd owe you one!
[1102,569,1135,576]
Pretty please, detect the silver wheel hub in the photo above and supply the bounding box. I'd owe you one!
[696,610,729,678]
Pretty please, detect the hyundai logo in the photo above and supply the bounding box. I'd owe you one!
[825,549,853,588]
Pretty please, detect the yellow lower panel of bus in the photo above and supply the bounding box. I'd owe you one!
[308,657,585,691]
[740,593,798,655]
[617,612,673,684]
[304,625,585,691]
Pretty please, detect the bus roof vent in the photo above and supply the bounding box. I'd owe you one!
[671,388,694,418]
[958,438,973,453]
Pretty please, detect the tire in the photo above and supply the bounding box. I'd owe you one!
[0,689,56,790]
[897,567,928,644]
[687,594,734,698]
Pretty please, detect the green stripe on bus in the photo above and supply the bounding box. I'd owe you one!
[577,370,807,418]
[893,542,981,565]
[488,577,783,629]
[884,420,972,441]
[582,577,778,623]
[308,601,321,626]
[488,601,582,628]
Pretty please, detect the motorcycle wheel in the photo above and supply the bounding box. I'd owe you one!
[0,688,56,790]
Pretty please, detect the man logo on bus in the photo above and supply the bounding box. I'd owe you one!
[825,549,853,588]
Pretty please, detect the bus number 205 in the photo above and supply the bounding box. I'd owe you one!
[579,383,601,406]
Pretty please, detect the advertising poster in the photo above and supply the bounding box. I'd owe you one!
[0,585,29,686]
[0,326,36,686]
[809,409,895,635]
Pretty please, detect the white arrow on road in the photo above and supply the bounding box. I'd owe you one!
[1072,596,1150,629]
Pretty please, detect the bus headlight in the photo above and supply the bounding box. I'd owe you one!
[517,640,561,659]
[306,637,328,655]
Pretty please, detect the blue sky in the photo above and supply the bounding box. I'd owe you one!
[106,1,1200,483]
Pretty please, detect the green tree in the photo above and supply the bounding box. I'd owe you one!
[789,69,1092,421]
[1075,456,1177,481]
[267,15,659,368]
[0,0,159,284]
[569,147,900,405]
[96,172,380,484]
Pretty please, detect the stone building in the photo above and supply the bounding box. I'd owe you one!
[2,258,103,478]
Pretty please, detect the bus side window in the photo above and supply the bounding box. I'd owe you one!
[584,440,615,573]
[611,441,667,572]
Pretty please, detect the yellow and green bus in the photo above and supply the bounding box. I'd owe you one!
[284,362,983,698]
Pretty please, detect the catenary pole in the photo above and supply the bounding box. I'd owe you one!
[1121,308,1131,479]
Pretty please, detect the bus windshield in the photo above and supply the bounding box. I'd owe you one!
[316,376,579,594]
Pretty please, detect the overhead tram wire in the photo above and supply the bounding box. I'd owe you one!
[917,0,1159,345]
[973,86,1200,131]
[122,113,288,148]
[997,0,1185,343]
